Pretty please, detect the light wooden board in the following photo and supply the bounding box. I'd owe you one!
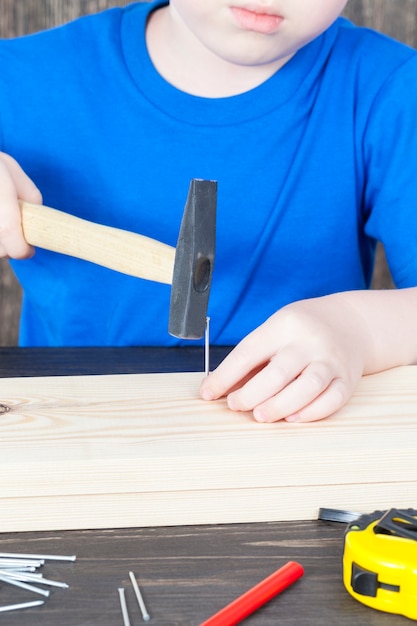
[0,367,416,532]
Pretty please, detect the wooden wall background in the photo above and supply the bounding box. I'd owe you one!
[0,0,415,345]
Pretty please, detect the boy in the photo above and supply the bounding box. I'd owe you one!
[0,1,416,423]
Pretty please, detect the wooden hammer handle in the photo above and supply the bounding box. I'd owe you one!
[19,201,175,285]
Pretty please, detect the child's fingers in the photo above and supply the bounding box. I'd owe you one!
[0,152,41,258]
[200,330,274,401]
[251,363,355,423]
[283,378,351,423]
[0,203,32,259]
[226,347,310,411]
[0,152,42,205]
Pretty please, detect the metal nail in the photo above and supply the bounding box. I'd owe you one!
[204,316,210,376]
[0,574,50,597]
[0,551,76,562]
[0,569,68,588]
[0,600,45,613]
[129,571,151,622]
[118,588,131,626]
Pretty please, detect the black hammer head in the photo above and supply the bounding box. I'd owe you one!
[168,179,217,340]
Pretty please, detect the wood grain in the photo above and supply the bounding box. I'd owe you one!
[0,366,415,532]
[0,522,405,626]
[0,260,21,346]
[0,348,410,626]
[0,0,133,37]
[343,0,417,47]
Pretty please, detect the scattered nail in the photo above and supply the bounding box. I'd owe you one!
[0,574,50,597]
[0,551,76,562]
[129,571,151,622]
[0,569,68,588]
[118,587,131,626]
[0,551,74,613]
[0,600,45,613]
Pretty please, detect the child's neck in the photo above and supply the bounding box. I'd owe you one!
[146,6,291,98]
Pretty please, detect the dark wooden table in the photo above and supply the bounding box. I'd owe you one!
[0,347,410,625]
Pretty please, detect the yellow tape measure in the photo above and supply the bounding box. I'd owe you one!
[343,508,417,620]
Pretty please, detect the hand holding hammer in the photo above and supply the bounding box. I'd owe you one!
[18,178,217,340]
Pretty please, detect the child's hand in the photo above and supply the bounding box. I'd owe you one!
[0,152,42,259]
[200,293,374,422]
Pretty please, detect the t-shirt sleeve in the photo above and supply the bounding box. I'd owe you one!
[363,54,417,287]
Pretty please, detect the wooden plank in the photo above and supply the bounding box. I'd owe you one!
[0,0,133,37]
[0,366,415,532]
[343,0,417,48]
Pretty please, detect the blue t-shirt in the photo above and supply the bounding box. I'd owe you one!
[1,1,417,346]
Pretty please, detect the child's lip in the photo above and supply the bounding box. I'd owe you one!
[230,6,284,34]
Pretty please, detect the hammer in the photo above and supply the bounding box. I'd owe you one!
[18,178,217,347]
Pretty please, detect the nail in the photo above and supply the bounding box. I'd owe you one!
[0,600,45,613]
[204,316,210,377]
[0,570,69,589]
[0,574,50,597]
[129,571,151,622]
[200,385,214,401]
[118,588,131,626]
[0,551,76,562]
[285,413,300,423]
[253,408,267,422]
[0,558,44,568]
